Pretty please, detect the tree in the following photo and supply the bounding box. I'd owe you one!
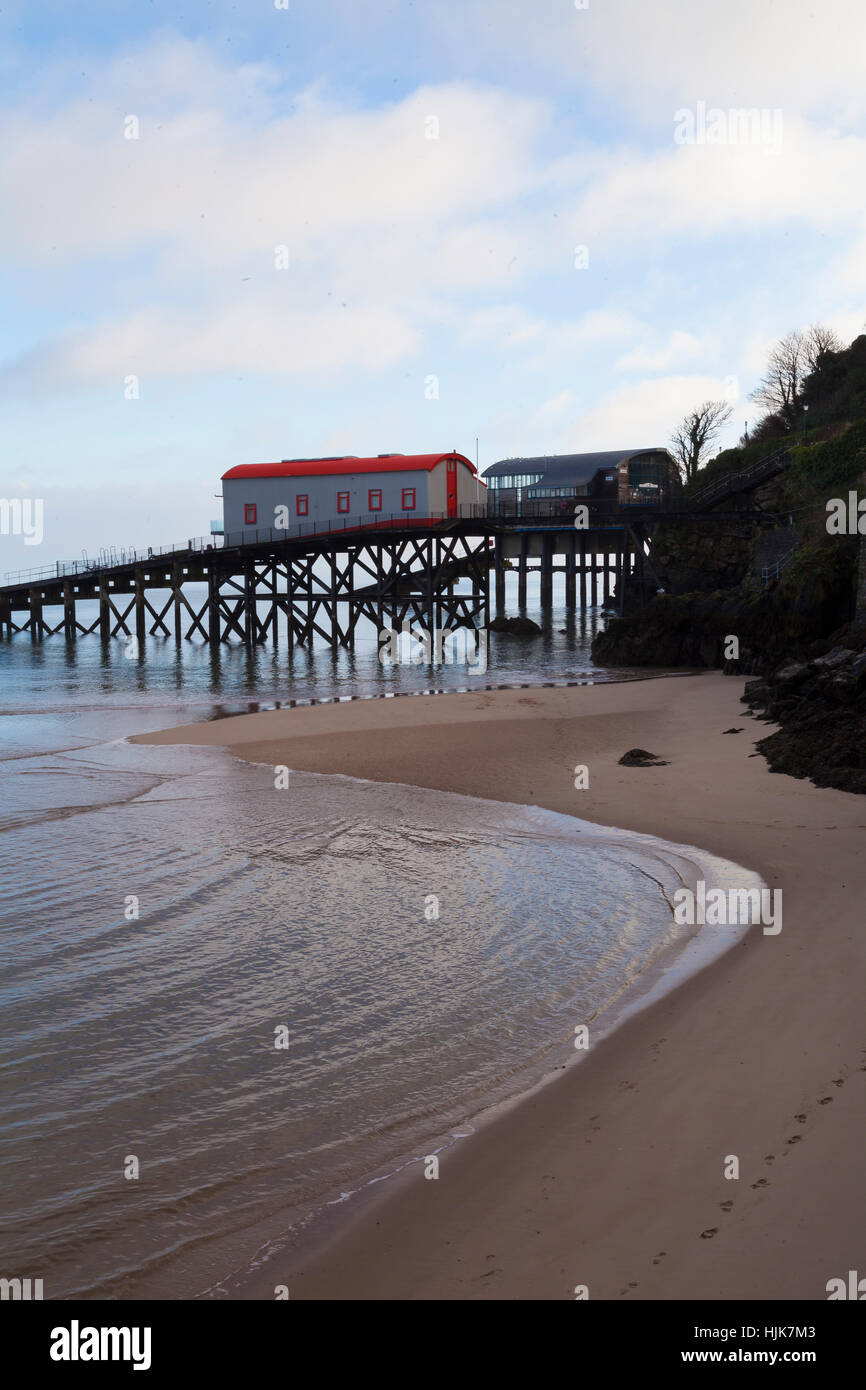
[670,399,734,483]
[749,324,843,428]
[804,322,843,374]
[749,330,806,428]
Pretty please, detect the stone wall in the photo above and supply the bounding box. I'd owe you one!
[649,516,759,595]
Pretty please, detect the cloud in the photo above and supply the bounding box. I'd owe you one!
[443,1,866,123]
[554,374,741,453]
[570,118,866,252]
[23,298,421,386]
[616,330,706,372]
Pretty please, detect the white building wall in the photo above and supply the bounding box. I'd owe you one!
[222,458,479,541]
[223,469,434,542]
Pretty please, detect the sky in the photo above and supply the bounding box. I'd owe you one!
[2,0,866,569]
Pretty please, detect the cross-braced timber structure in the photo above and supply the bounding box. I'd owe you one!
[0,449,792,646]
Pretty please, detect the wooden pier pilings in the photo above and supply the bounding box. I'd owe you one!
[1,519,634,647]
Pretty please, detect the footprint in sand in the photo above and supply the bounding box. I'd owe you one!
[832,1078,845,1087]
[700,1228,718,1239]
[764,1155,775,1163]
[794,1113,807,1123]
[719,1200,734,1212]
[818,1096,833,1105]
[652,1251,667,1265]
[787,1135,802,1145]
[752,1178,770,1189]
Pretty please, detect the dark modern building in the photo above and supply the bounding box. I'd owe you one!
[482,448,680,511]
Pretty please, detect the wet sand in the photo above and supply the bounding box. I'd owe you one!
[136,672,866,1299]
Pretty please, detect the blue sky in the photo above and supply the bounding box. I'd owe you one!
[2,0,865,568]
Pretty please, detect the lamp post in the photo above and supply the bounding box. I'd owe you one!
[802,402,809,441]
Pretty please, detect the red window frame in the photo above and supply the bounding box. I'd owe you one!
[401,487,416,510]
[337,491,350,514]
[244,503,257,525]
[296,494,308,516]
[368,489,382,512]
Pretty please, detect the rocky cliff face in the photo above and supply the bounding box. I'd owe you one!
[591,519,864,792]
[649,516,760,595]
[743,634,866,793]
[594,538,858,675]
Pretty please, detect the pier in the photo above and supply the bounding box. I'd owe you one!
[0,454,787,647]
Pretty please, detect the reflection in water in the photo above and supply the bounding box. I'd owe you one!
[0,584,691,1299]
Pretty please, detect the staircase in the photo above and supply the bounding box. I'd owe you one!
[689,445,792,513]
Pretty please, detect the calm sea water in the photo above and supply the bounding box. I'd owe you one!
[0,585,738,1299]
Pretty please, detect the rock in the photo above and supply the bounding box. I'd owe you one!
[743,679,768,699]
[488,616,543,635]
[773,661,811,685]
[812,647,855,671]
[826,675,858,704]
[618,748,669,767]
[722,727,743,733]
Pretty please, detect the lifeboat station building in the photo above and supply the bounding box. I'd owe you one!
[482,448,680,511]
[221,452,483,542]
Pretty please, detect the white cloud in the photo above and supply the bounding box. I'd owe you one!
[444,1,866,123]
[556,375,740,453]
[570,119,866,251]
[616,330,706,373]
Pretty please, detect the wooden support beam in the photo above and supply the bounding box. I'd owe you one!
[99,581,111,642]
[63,581,76,640]
[28,587,43,641]
[243,560,255,645]
[208,566,221,645]
[565,534,576,609]
[135,571,146,645]
[494,537,506,614]
[172,564,182,642]
[540,535,553,607]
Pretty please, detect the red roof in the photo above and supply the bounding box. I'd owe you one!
[222,452,476,481]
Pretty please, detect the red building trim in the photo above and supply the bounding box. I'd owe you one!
[222,452,475,481]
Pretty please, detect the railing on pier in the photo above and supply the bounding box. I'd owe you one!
[4,464,788,593]
[1,509,487,589]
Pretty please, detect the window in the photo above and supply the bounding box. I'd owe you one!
[488,473,543,491]
[296,495,308,516]
[244,503,257,525]
[368,489,382,511]
[402,487,416,510]
[337,491,350,514]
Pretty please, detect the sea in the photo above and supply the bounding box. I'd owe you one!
[0,586,760,1298]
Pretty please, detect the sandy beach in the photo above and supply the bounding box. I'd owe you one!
[137,672,866,1300]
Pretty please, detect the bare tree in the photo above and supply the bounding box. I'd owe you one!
[750,323,843,427]
[670,399,734,483]
[749,330,806,427]
[804,322,843,373]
